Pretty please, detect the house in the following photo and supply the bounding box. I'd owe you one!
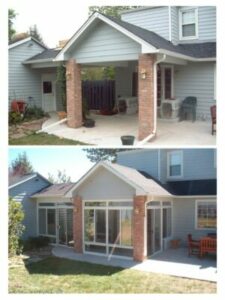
[9,149,217,262]
[8,6,216,141]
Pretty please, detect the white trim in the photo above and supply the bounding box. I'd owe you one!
[23,58,55,64]
[158,48,216,62]
[9,174,37,189]
[214,63,217,100]
[167,150,184,179]
[41,73,57,112]
[195,199,217,230]
[179,7,199,41]
[168,6,172,42]
[55,12,157,61]
[8,36,46,50]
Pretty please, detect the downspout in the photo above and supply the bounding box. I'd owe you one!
[137,54,166,146]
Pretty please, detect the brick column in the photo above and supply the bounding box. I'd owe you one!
[73,195,83,253]
[133,195,147,261]
[138,54,156,140]
[66,59,82,128]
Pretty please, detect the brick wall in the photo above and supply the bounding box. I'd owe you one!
[66,59,82,128]
[138,54,156,140]
[133,195,147,261]
[73,195,83,253]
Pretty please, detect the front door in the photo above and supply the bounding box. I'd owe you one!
[42,74,56,112]
[147,208,162,256]
[58,208,73,246]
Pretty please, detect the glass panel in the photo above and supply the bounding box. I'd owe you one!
[58,208,67,244]
[163,208,171,238]
[163,201,172,207]
[95,210,106,243]
[39,208,46,235]
[198,202,217,229]
[85,202,106,207]
[169,152,181,176]
[109,201,133,207]
[121,210,133,246]
[39,203,55,206]
[170,165,181,176]
[182,10,195,24]
[154,209,161,252]
[108,210,120,244]
[43,81,52,94]
[109,247,133,257]
[147,201,161,207]
[164,68,172,99]
[84,210,94,242]
[47,209,56,235]
[85,244,106,254]
[67,209,74,246]
[182,24,196,37]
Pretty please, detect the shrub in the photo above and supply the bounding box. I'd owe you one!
[22,236,50,251]
[8,198,25,256]
[24,106,45,120]
[9,111,22,124]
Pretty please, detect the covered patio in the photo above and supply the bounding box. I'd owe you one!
[41,112,216,146]
[52,246,217,282]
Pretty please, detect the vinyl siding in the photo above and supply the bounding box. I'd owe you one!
[171,6,179,44]
[76,167,135,200]
[174,62,216,120]
[115,61,137,98]
[8,40,45,109]
[160,149,216,183]
[69,21,141,64]
[9,176,50,239]
[121,7,170,40]
[172,198,216,245]
[117,150,159,181]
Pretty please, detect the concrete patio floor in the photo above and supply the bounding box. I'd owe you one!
[52,246,217,282]
[42,113,216,146]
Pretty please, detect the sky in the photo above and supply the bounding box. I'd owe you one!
[8,147,95,182]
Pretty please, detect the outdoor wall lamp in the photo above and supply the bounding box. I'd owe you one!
[140,68,147,79]
[66,72,72,80]
[135,207,140,214]
[74,206,78,213]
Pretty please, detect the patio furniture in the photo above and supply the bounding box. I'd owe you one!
[179,97,197,122]
[170,238,181,249]
[210,105,216,135]
[200,237,217,258]
[187,234,200,256]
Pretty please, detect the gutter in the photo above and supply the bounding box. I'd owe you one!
[137,54,166,146]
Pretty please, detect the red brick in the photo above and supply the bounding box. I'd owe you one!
[73,195,83,253]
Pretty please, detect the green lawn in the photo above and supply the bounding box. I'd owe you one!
[9,133,87,145]
[9,257,216,293]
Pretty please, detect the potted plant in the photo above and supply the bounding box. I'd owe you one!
[82,98,95,127]
[56,64,67,120]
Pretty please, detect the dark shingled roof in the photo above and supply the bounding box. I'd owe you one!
[32,182,75,197]
[25,48,61,61]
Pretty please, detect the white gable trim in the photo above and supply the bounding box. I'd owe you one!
[8,37,46,50]
[55,12,157,61]
[9,174,37,189]
[65,162,146,197]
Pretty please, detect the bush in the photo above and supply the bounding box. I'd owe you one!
[8,198,25,256]
[9,111,22,124]
[24,106,45,120]
[22,236,50,252]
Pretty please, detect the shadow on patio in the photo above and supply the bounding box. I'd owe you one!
[41,113,216,146]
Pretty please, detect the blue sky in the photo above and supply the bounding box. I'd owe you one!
[8,147,95,182]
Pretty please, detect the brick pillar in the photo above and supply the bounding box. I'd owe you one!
[66,59,82,128]
[133,195,147,262]
[73,195,83,253]
[138,54,155,140]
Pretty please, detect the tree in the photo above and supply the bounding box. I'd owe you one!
[8,9,17,42]
[88,6,141,18]
[56,64,67,111]
[48,170,71,184]
[28,24,44,44]
[10,152,34,176]
[8,198,25,256]
[83,149,134,163]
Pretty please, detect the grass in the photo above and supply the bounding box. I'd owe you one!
[9,132,87,145]
[9,257,216,294]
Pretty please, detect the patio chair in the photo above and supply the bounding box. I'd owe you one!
[179,97,197,122]
[200,237,217,258]
[210,105,216,135]
[187,234,200,256]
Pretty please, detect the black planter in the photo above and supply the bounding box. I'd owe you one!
[83,118,95,128]
[121,135,135,145]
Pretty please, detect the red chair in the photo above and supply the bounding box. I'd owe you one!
[187,234,200,256]
[210,105,216,135]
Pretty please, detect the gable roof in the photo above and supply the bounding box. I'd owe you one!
[25,48,61,63]
[66,161,172,197]
[8,36,47,50]
[9,172,50,189]
[32,182,76,198]
[55,12,216,62]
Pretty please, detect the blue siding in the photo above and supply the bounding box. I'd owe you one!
[8,40,45,109]
[9,175,50,239]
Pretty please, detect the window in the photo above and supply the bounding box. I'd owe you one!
[164,68,172,99]
[179,8,198,40]
[38,208,56,236]
[43,81,52,94]
[163,208,172,238]
[196,201,217,229]
[167,151,183,178]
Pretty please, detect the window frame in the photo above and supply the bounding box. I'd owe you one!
[179,7,199,40]
[195,199,217,230]
[167,150,184,179]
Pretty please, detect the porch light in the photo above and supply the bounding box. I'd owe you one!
[66,72,72,80]
[134,207,140,214]
[74,206,78,213]
[140,68,147,79]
